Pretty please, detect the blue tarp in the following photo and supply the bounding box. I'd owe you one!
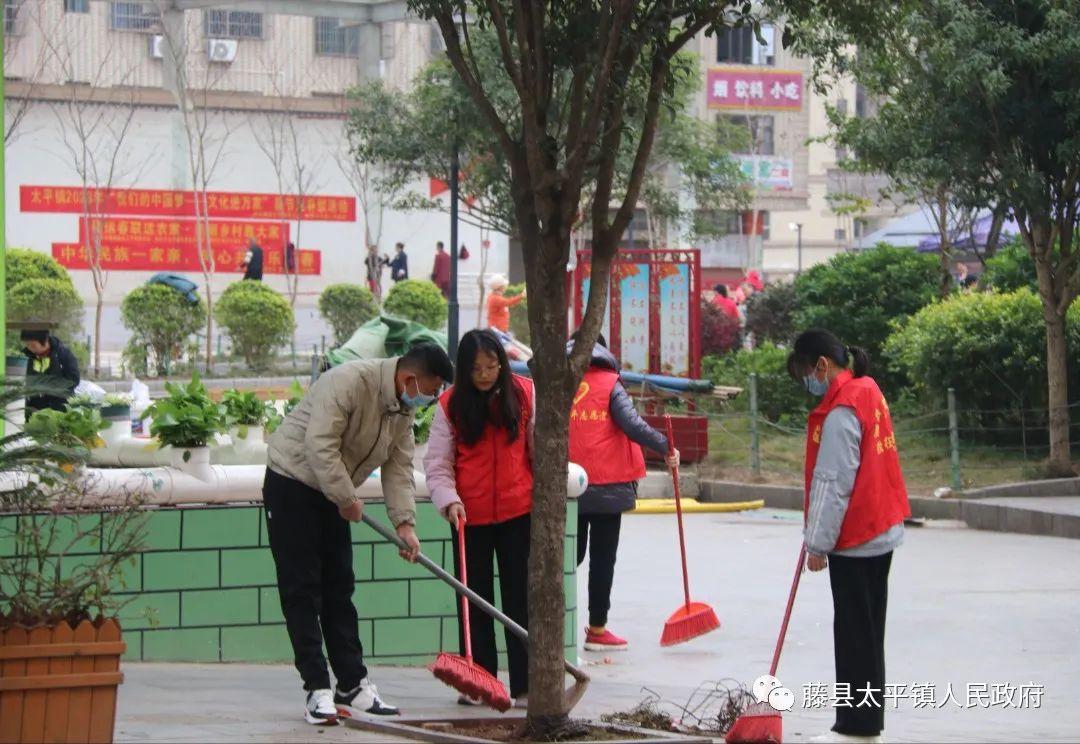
[508,360,713,394]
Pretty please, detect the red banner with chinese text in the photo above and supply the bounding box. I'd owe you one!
[23,185,355,222]
[52,243,321,275]
[79,217,291,247]
[706,68,803,111]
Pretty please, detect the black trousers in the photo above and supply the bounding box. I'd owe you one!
[828,551,893,736]
[263,469,367,692]
[576,513,622,628]
[451,513,530,698]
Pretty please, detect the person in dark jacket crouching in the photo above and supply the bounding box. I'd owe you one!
[21,330,80,413]
[568,332,679,652]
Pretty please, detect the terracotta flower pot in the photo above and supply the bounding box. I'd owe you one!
[0,618,125,743]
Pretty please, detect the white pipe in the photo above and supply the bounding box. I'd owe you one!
[88,425,267,468]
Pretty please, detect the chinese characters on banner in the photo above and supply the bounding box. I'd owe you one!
[21,185,355,221]
[19,184,356,275]
[618,265,650,373]
[51,242,321,275]
[707,68,803,110]
[658,264,690,377]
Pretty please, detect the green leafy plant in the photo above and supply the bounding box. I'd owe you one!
[121,284,207,376]
[383,279,448,330]
[5,248,72,292]
[793,244,939,393]
[264,381,305,435]
[982,236,1044,294]
[141,375,227,452]
[214,282,294,371]
[318,284,379,347]
[221,389,274,440]
[24,406,109,450]
[412,403,437,445]
[703,343,811,424]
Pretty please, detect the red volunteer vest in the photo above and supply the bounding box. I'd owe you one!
[804,370,910,549]
[568,369,646,486]
[439,375,534,526]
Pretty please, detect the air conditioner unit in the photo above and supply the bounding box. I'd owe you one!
[149,34,165,59]
[207,38,238,63]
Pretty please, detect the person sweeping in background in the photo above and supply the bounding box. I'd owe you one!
[424,329,535,709]
[568,332,679,651]
[787,329,910,744]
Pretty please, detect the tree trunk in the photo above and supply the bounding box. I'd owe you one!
[1044,308,1073,475]
[936,187,953,298]
[94,294,103,378]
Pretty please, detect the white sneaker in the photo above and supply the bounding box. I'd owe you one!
[513,695,528,709]
[335,678,400,717]
[809,733,883,743]
[304,689,338,726]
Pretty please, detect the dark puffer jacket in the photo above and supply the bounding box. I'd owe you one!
[568,342,668,514]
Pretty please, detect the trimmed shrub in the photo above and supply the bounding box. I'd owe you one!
[6,248,72,292]
[7,278,84,345]
[793,244,939,391]
[214,282,294,371]
[318,283,379,347]
[703,343,811,424]
[384,279,448,330]
[700,299,741,356]
[885,288,1080,443]
[745,280,797,346]
[121,284,207,376]
[983,236,1039,293]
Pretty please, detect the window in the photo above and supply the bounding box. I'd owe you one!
[3,0,21,35]
[204,10,262,39]
[380,23,395,60]
[315,16,360,57]
[716,24,774,65]
[722,114,775,156]
[109,2,158,31]
[705,210,770,240]
[853,218,867,239]
[834,228,847,242]
[64,0,90,12]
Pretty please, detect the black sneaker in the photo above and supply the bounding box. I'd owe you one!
[334,678,400,717]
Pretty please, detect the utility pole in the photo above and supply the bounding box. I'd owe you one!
[448,141,460,359]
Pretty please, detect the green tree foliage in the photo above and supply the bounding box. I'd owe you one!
[745,281,798,346]
[793,245,939,390]
[318,283,379,347]
[983,236,1040,294]
[214,282,294,371]
[8,278,84,347]
[5,248,72,291]
[504,283,529,345]
[703,343,810,424]
[121,284,207,376]
[383,279,448,330]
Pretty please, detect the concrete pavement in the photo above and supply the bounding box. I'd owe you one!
[115,509,1080,742]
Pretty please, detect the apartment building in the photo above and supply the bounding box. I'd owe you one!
[3,0,507,347]
[689,21,902,285]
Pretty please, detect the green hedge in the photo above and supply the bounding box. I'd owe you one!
[214,282,294,371]
[384,279,447,330]
[318,283,379,347]
[8,278,84,347]
[121,284,206,375]
[703,343,811,424]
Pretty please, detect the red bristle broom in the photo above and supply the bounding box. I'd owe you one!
[660,415,721,646]
[429,519,512,712]
[725,545,806,744]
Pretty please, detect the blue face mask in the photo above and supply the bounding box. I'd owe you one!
[401,378,436,409]
[804,366,830,397]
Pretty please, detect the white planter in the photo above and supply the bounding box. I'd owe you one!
[229,424,265,448]
[99,418,133,448]
[169,445,213,481]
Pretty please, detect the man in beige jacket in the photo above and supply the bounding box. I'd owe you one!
[263,344,453,726]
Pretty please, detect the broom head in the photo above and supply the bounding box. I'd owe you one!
[660,601,720,646]
[724,701,782,743]
[429,652,512,712]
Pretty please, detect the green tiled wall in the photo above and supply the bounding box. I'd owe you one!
[5,501,578,665]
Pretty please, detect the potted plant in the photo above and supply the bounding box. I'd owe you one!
[141,375,226,476]
[100,393,133,422]
[221,389,271,444]
[263,380,304,435]
[1,379,146,743]
[24,406,109,473]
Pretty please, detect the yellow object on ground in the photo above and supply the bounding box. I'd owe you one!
[630,499,764,514]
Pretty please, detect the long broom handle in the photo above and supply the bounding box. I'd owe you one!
[455,520,473,661]
[769,544,806,676]
[361,513,589,685]
[665,416,692,609]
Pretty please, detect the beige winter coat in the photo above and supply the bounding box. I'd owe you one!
[266,358,417,526]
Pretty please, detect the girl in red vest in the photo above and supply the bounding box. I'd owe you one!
[423,329,534,708]
[568,333,680,652]
[788,329,910,743]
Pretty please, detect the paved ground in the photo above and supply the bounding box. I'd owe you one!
[979,496,1080,517]
[115,509,1080,742]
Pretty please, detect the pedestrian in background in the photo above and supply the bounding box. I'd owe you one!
[389,242,409,282]
[365,245,387,299]
[241,236,264,281]
[432,241,451,298]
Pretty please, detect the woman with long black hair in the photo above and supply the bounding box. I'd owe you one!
[424,329,535,708]
[788,329,910,743]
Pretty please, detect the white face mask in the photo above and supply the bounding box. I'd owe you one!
[803,361,829,396]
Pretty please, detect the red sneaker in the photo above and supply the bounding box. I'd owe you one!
[584,627,629,652]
